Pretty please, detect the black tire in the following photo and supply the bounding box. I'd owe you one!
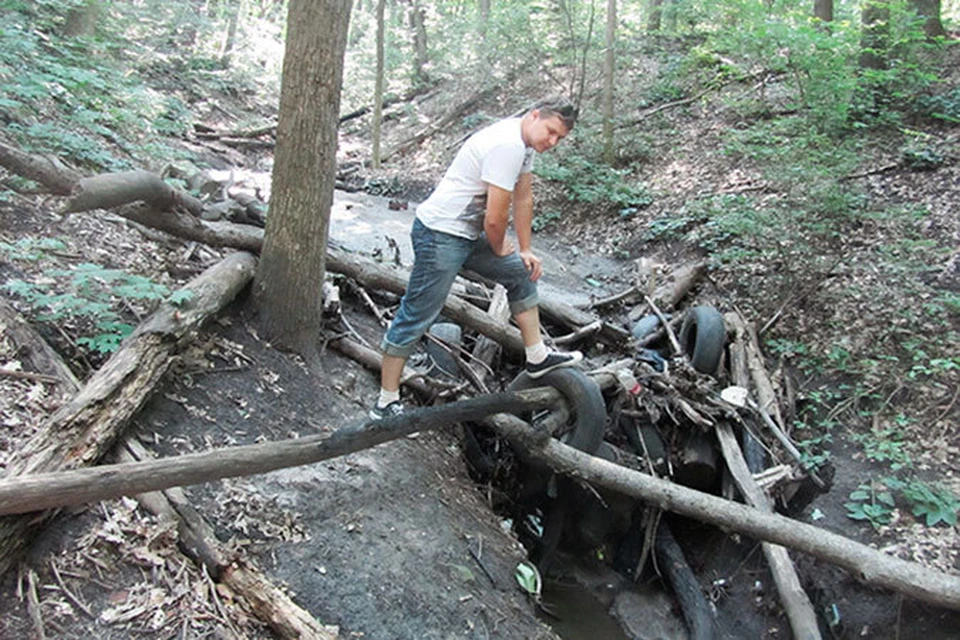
[507,368,607,574]
[679,306,726,376]
[507,367,606,454]
[426,322,462,379]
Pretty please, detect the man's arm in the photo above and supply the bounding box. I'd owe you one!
[483,184,514,256]
[512,173,542,281]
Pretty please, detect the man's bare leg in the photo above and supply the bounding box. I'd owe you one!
[513,306,582,378]
[371,354,407,418]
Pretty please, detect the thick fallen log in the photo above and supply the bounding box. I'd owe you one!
[120,440,339,640]
[3,297,338,638]
[0,252,257,577]
[65,170,197,216]
[0,141,82,195]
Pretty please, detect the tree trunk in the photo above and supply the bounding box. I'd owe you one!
[647,0,662,32]
[860,0,890,70]
[410,0,430,87]
[912,0,946,38]
[253,0,351,354]
[814,0,833,22]
[63,0,100,37]
[602,0,616,165]
[219,0,241,68]
[372,0,386,168]
[0,253,257,577]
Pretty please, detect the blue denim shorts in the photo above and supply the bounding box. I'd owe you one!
[381,218,539,357]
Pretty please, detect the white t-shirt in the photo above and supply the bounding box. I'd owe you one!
[416,117,535,240]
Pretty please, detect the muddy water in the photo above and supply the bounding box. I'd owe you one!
[538,580,630,640]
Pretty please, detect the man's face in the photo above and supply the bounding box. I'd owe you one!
[525,111,570,153]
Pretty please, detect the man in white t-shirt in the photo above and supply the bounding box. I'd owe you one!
[371,100,582,419]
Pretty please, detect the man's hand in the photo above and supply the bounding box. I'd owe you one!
[520,249,542,281]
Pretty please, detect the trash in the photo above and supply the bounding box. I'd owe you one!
[515,561,542,597]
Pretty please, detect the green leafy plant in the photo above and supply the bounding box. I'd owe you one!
[851,420,913,471]
[3,263,170,355]
[536,153,652,212]
[882,476,960,527]
[897,479,960,527]
[845,481,896,530]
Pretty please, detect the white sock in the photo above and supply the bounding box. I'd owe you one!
[378,388,400,408]
[525,341,548,365]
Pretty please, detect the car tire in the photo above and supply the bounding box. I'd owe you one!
[679,306,726,376]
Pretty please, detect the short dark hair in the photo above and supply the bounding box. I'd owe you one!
[533,99,578,130]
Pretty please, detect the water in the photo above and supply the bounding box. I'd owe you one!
[537,580,630,640]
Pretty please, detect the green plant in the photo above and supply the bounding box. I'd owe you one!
[3,263,171,355]
[536,153,652,212]
[845,481,896,530]
[915,86,960,123]
[532,210,562,232]
[851,420,913,471]
[889,478,960,527]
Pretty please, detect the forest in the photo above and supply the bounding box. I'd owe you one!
[0,0,958,638]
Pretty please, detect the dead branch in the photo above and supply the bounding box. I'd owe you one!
[716,422,821,640]
[645,295,682,356]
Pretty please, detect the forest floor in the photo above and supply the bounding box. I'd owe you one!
[0,49,959,640]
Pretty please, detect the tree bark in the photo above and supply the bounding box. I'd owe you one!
[372,0,386,168]
[911,0,946,37]
[602,0,616,165]
[253,0,351,353]
[814,0,833,22]
[655,522,718,640]
[715,422,821,640]
[0,252,257,577]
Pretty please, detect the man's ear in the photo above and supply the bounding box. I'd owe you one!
[529,108,541,120]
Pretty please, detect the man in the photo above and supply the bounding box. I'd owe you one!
[371,99,583,419]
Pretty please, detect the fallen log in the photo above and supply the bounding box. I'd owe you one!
[66,170,205,218]
[3,288,333,639]
[119,440,339,640]
[655,522,718,640]
[0,252,257,577]
[0,388,561,515]
[0,141,81,195]
[2,381,959,611]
